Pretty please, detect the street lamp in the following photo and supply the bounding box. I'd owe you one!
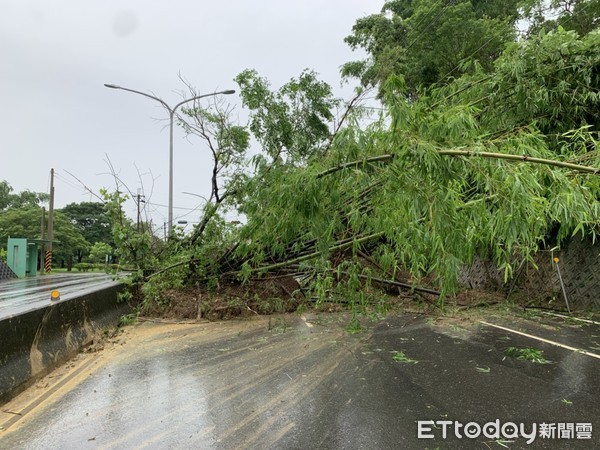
[104,83,235,237]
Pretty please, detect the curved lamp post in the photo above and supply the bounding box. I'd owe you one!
[104,83,235,238]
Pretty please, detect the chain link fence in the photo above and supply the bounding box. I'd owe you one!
[460,237,600,311]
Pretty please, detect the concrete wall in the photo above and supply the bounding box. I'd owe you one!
[0,283,129,403]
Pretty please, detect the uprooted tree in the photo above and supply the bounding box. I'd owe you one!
[114,19,599,315]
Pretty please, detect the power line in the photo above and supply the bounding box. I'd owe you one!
[172,202,205,222]
[53,172,88,193]
[364,0,456,91]
[404,0,458,52]
[145,201,201,211]
[403,0,445,40]
[431,0,599,100]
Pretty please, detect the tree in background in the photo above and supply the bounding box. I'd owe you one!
[235,68,340,165]
[435,28,600,153]
[101,188,159,272]
[0,180,49,211]
[177,90,250,252]
[60,202,114,263]
[0,208,89,269]
[342,0,599,98]
[523,0,600,36]
[342,0,520,96]
[136,68,344,304]
[88,242,113,264]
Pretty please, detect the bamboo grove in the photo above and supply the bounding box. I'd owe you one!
[119,15,599,310]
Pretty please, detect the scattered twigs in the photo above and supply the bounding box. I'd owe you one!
[455,300,500,310]
[136,317,197,324]
[246,305,260,315]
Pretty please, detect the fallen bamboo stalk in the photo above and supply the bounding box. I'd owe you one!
[146,259,197,280]
[438,149,599,174]
[317,150,600,178]
[336,270,441,296]
[317,155,395,178]
[222,231,385,277]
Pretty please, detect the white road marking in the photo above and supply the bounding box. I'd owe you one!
[479,321,600,360]
[538,311,600,326]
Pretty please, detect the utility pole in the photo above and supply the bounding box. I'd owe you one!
[136,189,146,232]
[40,207,45,274]
[45,168,55,273]
[103,83,235,238]
[40,207,45,240]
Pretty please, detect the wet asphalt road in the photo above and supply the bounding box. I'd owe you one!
[0,310,599,449]
[0,273,121,320]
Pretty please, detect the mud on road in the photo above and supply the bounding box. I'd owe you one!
[1,310,599,449]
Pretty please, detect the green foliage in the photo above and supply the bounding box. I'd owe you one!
[73,262,118,273]
[231,29,599,301]
[522,0,600,37]
[441,28,600,143]
[100,189,158,272]
[74,263,94,272]
[119,313,137,326]
[235,68,339,163]
[392,351,418,363]
[0,180,49,211]
[179,102,250,179]
[153,67,343,307]
[110,22,600,317]
[345,315,363,334]
[342,0,519,95]
[0,207,89,267]
[88,241,113,264]
[60,202,114,260]
[117,288,133,304]
[343,0,599,97]
[139,263,188,311]
[504,346,551,364]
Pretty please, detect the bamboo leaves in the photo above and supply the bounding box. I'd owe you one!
[161,27,600,307]
[234,32,599,297]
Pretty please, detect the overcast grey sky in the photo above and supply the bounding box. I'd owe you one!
[0,1,380,230]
